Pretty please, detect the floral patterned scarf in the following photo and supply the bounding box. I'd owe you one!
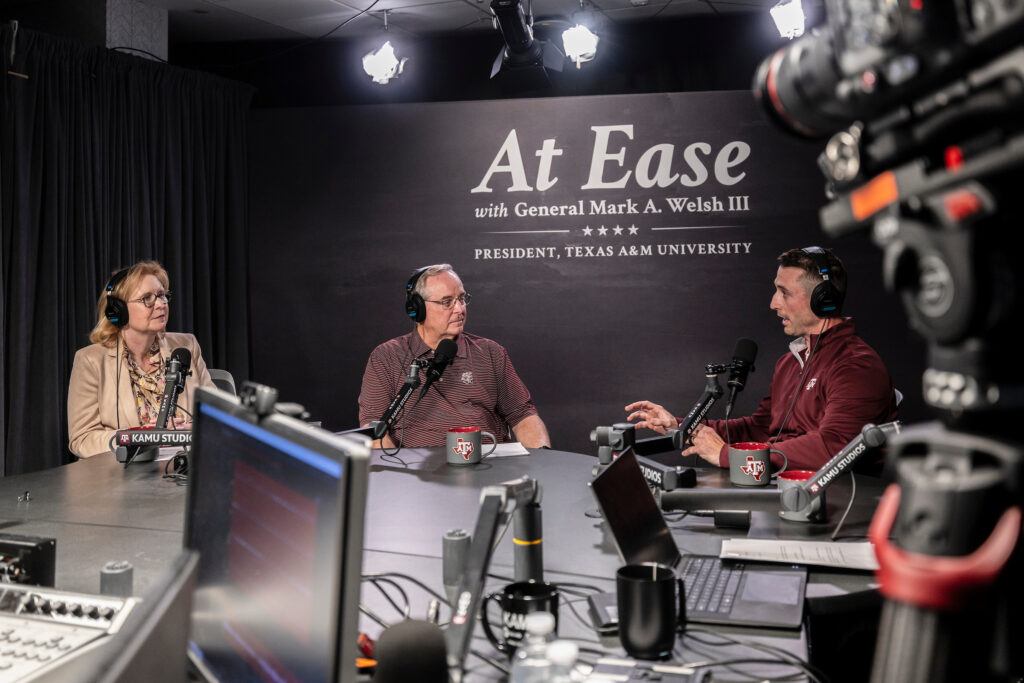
[124,339,166,426]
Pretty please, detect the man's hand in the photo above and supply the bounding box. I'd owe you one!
[171,417,192,431]
[682,424,725,466]
[624,400,677,434]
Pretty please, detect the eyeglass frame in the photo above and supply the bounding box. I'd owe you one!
[423,292,472,310]
[128,291,172,308]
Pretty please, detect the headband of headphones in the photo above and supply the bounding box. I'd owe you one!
[105,267,129,294]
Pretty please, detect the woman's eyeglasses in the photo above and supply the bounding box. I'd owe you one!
[129,291,172,308]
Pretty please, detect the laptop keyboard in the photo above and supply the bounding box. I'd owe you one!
[681,556,744,615]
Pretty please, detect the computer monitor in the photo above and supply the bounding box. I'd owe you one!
[42,550,199,683]
[184,386,370,683]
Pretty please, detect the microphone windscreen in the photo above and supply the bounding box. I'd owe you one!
[170,347,192,369]
[733,337,758,364]
[433,338,458,366]
[373,619,448,683]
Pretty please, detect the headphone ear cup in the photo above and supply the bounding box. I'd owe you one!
[404,267,429,323]
[810,282,841,318]
[405,293,426,323]
[105,296,129,328]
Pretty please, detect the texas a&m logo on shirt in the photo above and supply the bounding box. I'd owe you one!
[452,438,475,460]
[739,455,767,482]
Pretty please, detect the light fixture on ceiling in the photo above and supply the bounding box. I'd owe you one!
[770,0,805,39]
[362,10,407,85]
[490,0,564,89]
[561,3,599,68]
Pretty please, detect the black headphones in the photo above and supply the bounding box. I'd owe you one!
[103,267,131,328]
[404,267,429,323]
[801,247,844,318]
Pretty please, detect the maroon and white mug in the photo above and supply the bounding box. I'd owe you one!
[777,470,827,522]
[728,441,787,486]
[446,427,497,466]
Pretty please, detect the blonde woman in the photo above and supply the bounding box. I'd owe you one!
[67,261,213,458]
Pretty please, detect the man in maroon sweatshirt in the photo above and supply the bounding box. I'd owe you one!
[625,247,898,471]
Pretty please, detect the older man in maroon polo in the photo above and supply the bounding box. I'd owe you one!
[359,263,551,449]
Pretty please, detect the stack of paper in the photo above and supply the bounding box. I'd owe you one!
[720,539,878,571]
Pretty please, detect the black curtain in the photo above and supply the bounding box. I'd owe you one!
[0,25,254,474]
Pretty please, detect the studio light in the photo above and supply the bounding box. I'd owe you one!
[562,24,598,68]
[770,0,805,39]
[362,11,407,85]
[490,0,564,89]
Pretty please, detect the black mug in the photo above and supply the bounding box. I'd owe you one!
[480,581,559,655]
[616,563,685,660]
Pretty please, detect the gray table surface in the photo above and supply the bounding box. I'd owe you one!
[0,447,878,680]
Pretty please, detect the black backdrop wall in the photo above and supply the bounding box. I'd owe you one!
[248,91,926,455]
[0,26,253,474]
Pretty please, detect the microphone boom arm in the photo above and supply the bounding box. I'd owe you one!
[672,364,727,450]
[371,360,424,440]
[446,476,542,681]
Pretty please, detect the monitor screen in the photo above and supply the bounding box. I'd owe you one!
[590,447,682,567]
[185,387,369,683]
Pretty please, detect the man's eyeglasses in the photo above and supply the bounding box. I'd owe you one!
[424,293,472,310]
[129,291,172,308]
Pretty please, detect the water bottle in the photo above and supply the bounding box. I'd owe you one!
[546,640,579,682]
[509,612,555,683]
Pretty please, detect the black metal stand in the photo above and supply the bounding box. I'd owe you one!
[869,425,1022,683]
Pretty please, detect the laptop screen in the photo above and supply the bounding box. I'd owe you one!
[590,448,682,567]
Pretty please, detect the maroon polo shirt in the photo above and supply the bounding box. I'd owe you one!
[703,318,898,471]
[358,331,538,448]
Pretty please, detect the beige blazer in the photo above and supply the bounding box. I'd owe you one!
[67,331,214,458]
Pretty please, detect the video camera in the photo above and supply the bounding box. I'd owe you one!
[753,3,1024,681]
[756,0,1024,425]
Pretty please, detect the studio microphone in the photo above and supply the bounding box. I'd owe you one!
[781,421,901,511]
[419,338,457,399]
[156,347,192,429]
[725,338,757,418]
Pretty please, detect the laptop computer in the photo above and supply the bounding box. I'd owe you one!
[590,447,807,629]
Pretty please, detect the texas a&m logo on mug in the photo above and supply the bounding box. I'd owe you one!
[739,455,767,482]
[452,437,475,460]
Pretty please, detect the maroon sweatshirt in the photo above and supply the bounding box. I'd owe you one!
[704,318,898,471]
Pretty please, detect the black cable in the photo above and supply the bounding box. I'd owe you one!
[363,577,411,619]
[491,512,514,553]
[469,648,509,675]
[688,657,824,683]
[161,452,190,485]
[559,597,603,644]
[551,581,605,594]
[830,470,857,541]
[682,627,829,683]
[770,320,827,447]
[359,604,390,629]
[115,335,122,432]
[379,356,426,460]
[361,572,452,607]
